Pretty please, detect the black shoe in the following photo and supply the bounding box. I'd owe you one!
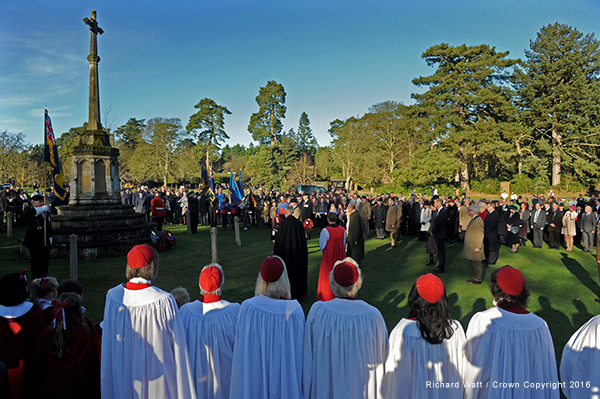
[466,279,482,284]
[596,298,600,304]
[432,267,444,273]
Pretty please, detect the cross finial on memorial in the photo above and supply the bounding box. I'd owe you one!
[83,10,103,60]
[83,10,104,130]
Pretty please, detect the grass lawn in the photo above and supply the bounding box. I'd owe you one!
[1,222,599,367]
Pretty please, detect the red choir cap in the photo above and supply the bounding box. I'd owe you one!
[333,260,359,287]
[200,266,223,292]
[496,266,525,296]
[127,244,155,269]
[260,256,284,283]
[416,273,445,303]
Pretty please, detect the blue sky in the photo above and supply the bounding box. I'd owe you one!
[1,0,599,148]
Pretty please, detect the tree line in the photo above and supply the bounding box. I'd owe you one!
[1,23,598,193]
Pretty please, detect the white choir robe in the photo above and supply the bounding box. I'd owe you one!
[560,315,600,399]
[229,295,305,399]
[303,298,388,399]
[384,319,466,399]
[464,306,559,399]
[179,299,240,399]
[101,285,196,399]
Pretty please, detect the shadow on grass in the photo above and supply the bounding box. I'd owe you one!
[560,253,600,298]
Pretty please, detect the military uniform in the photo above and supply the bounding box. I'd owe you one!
[23,199,52,278]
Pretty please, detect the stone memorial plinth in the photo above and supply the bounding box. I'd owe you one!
[50,10,154,258]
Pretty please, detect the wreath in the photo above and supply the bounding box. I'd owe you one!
[304,218,314,229]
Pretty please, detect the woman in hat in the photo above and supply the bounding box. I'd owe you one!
[464,267,559,399]
[384,273,467,398]
[562,205,578,252]
[506,204,521,253]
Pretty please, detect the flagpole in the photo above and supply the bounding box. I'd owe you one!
[43,107,48,247]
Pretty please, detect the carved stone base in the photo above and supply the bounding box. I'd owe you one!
[51,204,154,258]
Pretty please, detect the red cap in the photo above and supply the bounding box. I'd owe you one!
[127,245,155,269]
[333,261,359,287]
[496,266,525,296]
[416,273,445,303]
[199,266,223,292]
[260,256,284,283]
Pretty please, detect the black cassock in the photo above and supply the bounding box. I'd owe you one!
[274,215,308,299]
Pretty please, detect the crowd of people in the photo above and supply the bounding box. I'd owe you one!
[1,246,599,398]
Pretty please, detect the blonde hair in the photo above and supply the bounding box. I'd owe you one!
[29,276,59,306]
[329,257,363,299]
[126,248,159,281]
[171,287,190,308]
[199,263,224,296]
[255,256,292,300]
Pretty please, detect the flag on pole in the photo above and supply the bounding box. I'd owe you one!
[229,172,239,203]
[43,109,67,202]
[201,163,209,191]
[238,170,245,199]
[208,166,215,201]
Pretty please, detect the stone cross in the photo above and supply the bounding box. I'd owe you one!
[83,10,104,131]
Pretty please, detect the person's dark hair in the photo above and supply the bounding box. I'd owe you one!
[0,273,29,306]
[327,212,337,223]
[489,268,530,309]
[58,279,83,297]
[50,292,89,359]
[407,282,454,345]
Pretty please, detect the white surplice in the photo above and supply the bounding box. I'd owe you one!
[179,299,240,399]
[100,285,196,399]
[464,306,559,399]
[229,295,305,399]
[384,319,466,399]
[560,314,600,399]
[303,298,388,399]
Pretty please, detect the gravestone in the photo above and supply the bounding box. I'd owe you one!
[51,11,154,258]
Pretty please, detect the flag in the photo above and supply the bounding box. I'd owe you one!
[208,167,215,201]
[43,109,67,202]
[201,163,209,191]
[238,170,245,199]
[229,172,240,203]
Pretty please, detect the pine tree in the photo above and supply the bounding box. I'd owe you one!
[248,81,286,146]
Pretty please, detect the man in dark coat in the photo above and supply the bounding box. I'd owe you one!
[547,202,564,249]
[430,198,447,273]
[496,199,509,245]
[187,192,199,234]
[345,203,364,264]
[300,193,313,239]
[274,205,308,299]
[531,202,547,248]
[23,193,52,278]
[373,198,387,239]
[199,191,209,226]
[484,202,500,265]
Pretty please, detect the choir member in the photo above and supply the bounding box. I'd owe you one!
[229,256,305,399]
[304,258,388,398]
[384,273,466,399]
[464,266,559,399]
[100,244,196,399]
[29,276,58,324]
[180,264,240,399]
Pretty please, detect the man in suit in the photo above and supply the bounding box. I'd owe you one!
[581,205,596,253]
[385,197,402,248]
[547,202,564,250]
[531,202,547,248]
[430,198,447,273]
[484,202,500,265]
[464,204,485,284]
[543,201,551,242]
[346,204,364,265]
[496,199,509,245]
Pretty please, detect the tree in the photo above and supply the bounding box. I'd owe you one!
[514,23,600,186]
[114,118,146,151]
[412,43,519,191]
[0,130,26,183]
[287,154,315,185]
[291,112,318,157]
[128,118,185,186]
[315,147,333,179]
[187,98,231,168]
[245,145,284,188]
[248,81,286,146]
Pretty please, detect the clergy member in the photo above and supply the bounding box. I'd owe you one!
[560,313,600,398]
[346,203,365,264]
[464,266,559,399]
[229,256,305,399]
[101,244,196,399]
[317,212,346,301]
[384,273,467,399]
[304,258,388,399]
[0,272,47,398]
[274,205,308,299]
[180,264,240,399]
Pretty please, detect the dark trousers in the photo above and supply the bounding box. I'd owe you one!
[200,212,208,226]
[190,213,199,234]
[487,250,498,265]
[533,228,544,248]
[498,234,507,246]
[153,216,164,231]
[435,238,446,271]
[220,213,227,230]
[30,244,51,279]
[549,230,560,249]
